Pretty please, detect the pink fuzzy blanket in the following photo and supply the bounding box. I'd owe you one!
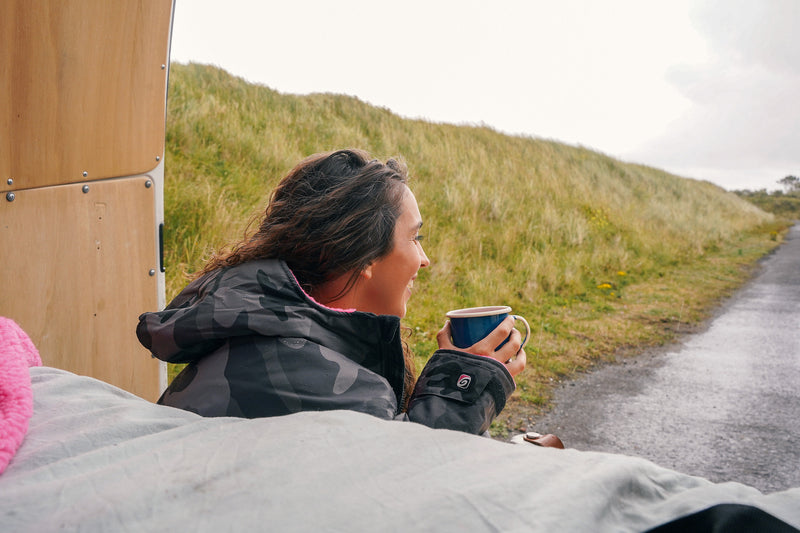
[0,317,42,475]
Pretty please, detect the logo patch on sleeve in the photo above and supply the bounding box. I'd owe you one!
[457,374,472,390]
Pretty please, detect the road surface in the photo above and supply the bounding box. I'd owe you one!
[531,224,800,494]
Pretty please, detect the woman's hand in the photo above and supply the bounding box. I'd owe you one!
[437,317,527,378]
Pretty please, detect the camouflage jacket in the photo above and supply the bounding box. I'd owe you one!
[137,260,514,434]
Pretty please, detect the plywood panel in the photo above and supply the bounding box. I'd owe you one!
[0,0,173,191]
[0,177,162,401]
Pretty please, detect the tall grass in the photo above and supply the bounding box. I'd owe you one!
[163,63,786,434]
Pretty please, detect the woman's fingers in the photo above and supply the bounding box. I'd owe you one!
[505,348,526,377]
[436,321,456,350]
[493,326,522,363]
[470,316,517,356]
[436,317,527,376]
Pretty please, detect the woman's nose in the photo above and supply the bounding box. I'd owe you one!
[419,243,431,268]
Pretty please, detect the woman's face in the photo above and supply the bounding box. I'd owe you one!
[357,186,430,317]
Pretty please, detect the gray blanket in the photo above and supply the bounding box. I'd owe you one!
[1,367,798,532]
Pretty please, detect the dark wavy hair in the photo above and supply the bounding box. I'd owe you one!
[200,148,417,405]
[201,149,408,291]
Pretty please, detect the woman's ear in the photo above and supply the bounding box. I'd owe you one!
[360,263,374,280]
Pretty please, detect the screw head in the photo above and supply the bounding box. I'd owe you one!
[6,192,15,202]
[145,180,152,188]
[6,178,12,186]
[82,171,88,177]
[82,185,90,193]
[149,269,156,276]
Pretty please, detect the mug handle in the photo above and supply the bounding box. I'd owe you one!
[512,315,530,349]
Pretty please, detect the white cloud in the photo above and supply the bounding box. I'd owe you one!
[625,0,800,190]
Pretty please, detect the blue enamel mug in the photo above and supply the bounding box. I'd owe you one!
[446,306,530,350]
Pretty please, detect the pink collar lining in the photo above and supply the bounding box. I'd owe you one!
[288,269,356,313]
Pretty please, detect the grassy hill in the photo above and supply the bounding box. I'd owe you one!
[163,62,787,435]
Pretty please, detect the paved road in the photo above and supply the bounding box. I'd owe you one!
[531,224,800,494]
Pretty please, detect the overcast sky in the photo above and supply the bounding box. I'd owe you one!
[169,0,799,191]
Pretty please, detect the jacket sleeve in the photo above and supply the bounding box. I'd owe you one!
[402,349,515,434]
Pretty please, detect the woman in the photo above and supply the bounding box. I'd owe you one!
[137,149,525,434]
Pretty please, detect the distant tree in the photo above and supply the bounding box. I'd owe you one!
[778,175,800,193]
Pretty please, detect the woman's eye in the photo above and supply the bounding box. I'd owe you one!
[414,234,424,242]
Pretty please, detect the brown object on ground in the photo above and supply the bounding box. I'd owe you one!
[523,432,565,449]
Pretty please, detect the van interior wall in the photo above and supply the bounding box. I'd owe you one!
[0,0,174,401]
